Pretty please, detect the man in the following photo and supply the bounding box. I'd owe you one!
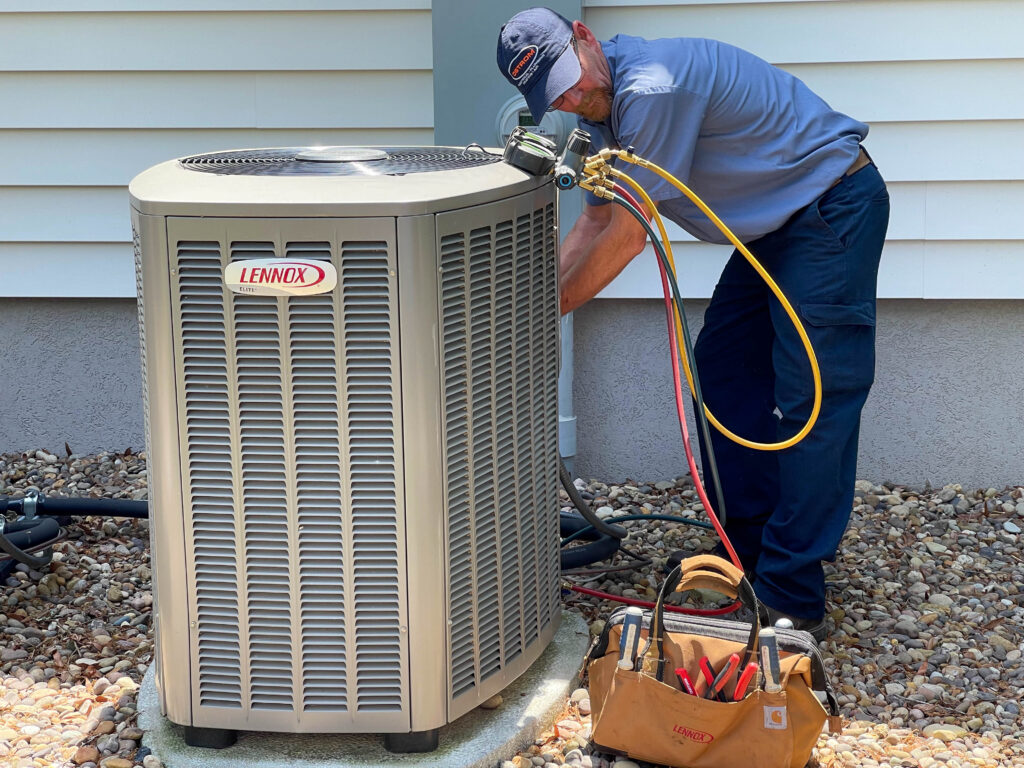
[497,8,889,640]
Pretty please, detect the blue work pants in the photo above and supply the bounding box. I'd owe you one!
[693,161,890,619]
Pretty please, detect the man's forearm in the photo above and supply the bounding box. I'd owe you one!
[559,204,648,314]
[560,204,611,281]
[560,234,625,314]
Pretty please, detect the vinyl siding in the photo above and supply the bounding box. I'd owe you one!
[585,0,1024,300]
[3,1,1017,300]
[0,4,433,297]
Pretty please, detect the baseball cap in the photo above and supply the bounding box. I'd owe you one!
[497,7,581,123]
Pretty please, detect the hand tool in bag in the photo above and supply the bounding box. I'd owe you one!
[759,627,783,693]
[697,656,719,699]
[706,652,741,700]
[673,666,697,696]
[733,661,759,701]
[617,606,644,670]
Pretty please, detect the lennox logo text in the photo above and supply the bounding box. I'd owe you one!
[672,724,714,744]
[224,258,338,297]
[238,265,317,286]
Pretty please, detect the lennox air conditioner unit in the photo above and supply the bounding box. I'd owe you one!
[129,146,562,751]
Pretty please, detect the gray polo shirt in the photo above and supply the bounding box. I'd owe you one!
[580,35,868,244]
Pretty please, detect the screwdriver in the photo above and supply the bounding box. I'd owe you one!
[758,628,783,693]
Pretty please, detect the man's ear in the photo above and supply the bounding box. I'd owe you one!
[572,20,596,45]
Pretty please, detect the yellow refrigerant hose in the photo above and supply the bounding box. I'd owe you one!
[583,148,822,452]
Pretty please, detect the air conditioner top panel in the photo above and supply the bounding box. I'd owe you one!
[129,145,549,217]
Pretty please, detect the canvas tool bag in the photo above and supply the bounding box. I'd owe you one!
[586,555,842,768]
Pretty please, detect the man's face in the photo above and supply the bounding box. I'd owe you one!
[548,37,613,122]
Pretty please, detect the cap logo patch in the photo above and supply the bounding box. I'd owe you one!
[509,45,538,81]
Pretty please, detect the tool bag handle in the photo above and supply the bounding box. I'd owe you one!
[641,555,760,682]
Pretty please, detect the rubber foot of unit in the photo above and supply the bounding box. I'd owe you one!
[183,725,238,749]
[383,728,440,753]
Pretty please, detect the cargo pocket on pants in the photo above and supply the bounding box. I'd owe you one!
[797,301,876,394]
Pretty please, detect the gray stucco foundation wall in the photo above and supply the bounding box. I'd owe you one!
[0,298,143,456]
[572,298,1024,489]
[4,297,1022,490]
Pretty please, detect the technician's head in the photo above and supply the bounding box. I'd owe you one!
[497,7,612,124]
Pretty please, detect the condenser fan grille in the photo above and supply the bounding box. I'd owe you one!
[179,147,502,176]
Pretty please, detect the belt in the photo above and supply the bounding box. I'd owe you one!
[831,147,871,188]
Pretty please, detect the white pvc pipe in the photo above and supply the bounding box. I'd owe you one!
[558,312,576,474]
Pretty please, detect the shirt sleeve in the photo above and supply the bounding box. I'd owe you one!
[612,86,708,203]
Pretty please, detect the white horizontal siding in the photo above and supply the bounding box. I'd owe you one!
[13,179,1023,245]
[0,72,433,129]
[586,0,846,4]
[584,0,1023,63]
[0,5,432,297]
[600,240,1024,302]
[0,244,133,298]
[598,182,1024,244]
[0,2,428,10]
[0,11,430,70]
[585,0,1023,301]
[2,188,142,243]
[887,182,1024,241]
[861,122,1024,183]
[782,60,1024,123]
[1,128,433,186]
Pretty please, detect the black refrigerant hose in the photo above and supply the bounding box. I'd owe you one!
[0,518,59,569]
[558,457,628,569]
[559,457,626,541]
[1,494,149,572]
[29,496,149,519]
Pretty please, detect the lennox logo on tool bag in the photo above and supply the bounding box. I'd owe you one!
[509,45,538,80]
[224,259,338,297]
[672,724,714,744]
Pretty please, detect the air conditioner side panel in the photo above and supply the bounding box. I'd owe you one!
[394,213,450,732]
[163,216,411,733]
[435,184,562,721]
[133,210,194,726]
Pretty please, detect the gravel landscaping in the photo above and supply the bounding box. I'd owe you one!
[2,448,1023,767]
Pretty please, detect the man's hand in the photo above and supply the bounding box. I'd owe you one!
[559,200,650,314]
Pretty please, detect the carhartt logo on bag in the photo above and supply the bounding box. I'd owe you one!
[672,724,714,743]
[764,706,788,730]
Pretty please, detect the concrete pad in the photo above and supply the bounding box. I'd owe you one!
[138,611,590,768]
